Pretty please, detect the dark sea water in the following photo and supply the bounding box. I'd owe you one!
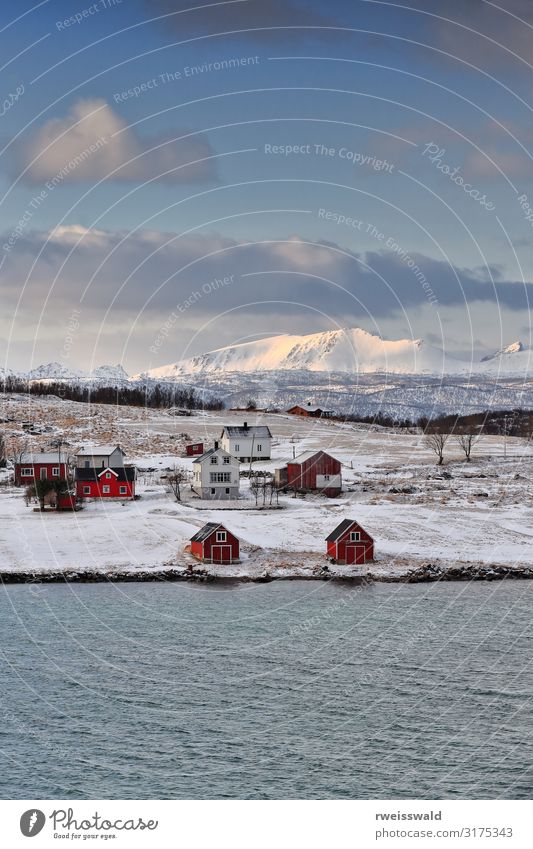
[0,580,531,800]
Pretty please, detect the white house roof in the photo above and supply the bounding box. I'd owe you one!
[18,452,64,464]
[222,425,272,438]
[77,445,124,456]
[193,446,236,463]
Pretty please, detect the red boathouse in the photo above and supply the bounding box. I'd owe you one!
[190,523,240,564]
[326,519,374,564]
[276,450,342,497]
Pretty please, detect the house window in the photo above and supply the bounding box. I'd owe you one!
[119,486,127,494]
[349,531,360,542]
[223,456,230,464]
[52,467,60,477]
[102,485,110,493]
[211,488,216,495]
[225,488,230,494]
[210,456,218,464]
[234,444,239,452]
[84,460,90,468]
[83,486,91,494]
[21,467,33,476]
[210,472,231,483]
[106,472,111,479]
[216,531,227,542]
[257,444,262,452]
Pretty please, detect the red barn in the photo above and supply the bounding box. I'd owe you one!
[14,452,69,486]
[75,466,136,500]
[186,442,204,457]
[190,523,240,564]
[326,519,374,565]
[275,450,342,497]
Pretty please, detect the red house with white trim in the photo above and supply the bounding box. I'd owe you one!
[275,450,342,497]
[190,523,240,564]
[326,519,374,564]
[75,466,136,500]
[14,452,69,486]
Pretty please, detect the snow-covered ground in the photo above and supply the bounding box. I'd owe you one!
[0,395,531,578]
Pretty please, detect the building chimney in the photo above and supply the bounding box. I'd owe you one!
[214,440,219,450]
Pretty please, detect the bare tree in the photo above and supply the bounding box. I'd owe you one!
[167,466,189,501]
[456,432,480,462]
[9,439,29,464]
[250,474,261,506]
[424,432,449,465]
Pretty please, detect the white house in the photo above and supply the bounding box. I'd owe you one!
[76,445,126,469]
[192,443,240,500]
[220,422,272,462]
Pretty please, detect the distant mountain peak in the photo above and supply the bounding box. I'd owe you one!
[481,341,524,362]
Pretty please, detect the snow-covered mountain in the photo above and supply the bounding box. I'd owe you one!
[135,329,532,379]
[2,362,130,384]
[26,362,85,381]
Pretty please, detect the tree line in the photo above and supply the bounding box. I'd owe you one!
[1,377,224,411]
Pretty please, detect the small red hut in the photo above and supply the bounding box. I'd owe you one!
[185,442,204,457]
[326,519,374,564]
[190,523,240,564]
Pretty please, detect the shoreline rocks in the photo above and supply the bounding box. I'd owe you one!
[0,562,530,585]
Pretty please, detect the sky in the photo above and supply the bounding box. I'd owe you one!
[1,0,532,372]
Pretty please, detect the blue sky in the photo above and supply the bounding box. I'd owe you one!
[1,0,532,370]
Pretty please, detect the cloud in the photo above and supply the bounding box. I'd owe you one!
[2,226,531,318]
[143,0,338,42]
[7,99,218,185]
[2,226,531,368]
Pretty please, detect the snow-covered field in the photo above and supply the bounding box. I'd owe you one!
[0,395,532,578]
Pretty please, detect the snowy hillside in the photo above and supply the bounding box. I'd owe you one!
[136,329,532,379]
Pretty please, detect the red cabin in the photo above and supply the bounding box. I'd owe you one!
[190,523,240,564]
[75,466,136,499]
[287,404,334,418]
[14,452,69,486]
[186,442,204,457]
[276,450,342,497]
[326,519,374,564]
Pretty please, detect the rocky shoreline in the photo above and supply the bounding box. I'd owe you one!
[0,562,531,584]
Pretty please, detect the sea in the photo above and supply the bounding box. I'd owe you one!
[0,580,531,799]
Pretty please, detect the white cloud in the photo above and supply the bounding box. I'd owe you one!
[8,99,218,184]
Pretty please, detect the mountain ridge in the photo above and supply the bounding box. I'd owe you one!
[134,328,532,379]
